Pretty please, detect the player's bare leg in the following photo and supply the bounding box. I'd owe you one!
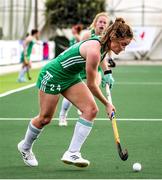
[61,82,98,167]
[18,91,60,167]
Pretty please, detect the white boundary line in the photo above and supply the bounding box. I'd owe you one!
[0,83,35,97]
[0,118,162,121]
[115,82,162,85]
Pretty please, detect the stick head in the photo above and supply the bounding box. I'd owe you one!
[119,149,128,161]
[117,143,128,161]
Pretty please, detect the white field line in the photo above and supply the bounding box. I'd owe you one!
[0,118,162,121]
[115,82,162,85]
[0,83,36,97]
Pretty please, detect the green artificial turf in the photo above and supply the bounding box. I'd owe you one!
[0,68,41,94]
[0,65,162,179]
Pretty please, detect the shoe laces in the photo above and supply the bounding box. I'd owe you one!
[22,150,35,160]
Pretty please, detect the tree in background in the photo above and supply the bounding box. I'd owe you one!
[45,0,106,29]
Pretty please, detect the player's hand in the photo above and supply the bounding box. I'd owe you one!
[24,58,29,65]
[102,70,115,89]
[106,102,116,119]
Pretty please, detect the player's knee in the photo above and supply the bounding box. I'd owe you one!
[92,106,99,118]
[84,105,99,119]
[39,115,53,126]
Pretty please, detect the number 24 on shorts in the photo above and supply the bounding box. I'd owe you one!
[50,84,61,91]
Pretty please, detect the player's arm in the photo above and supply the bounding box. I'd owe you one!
[100,57,115,89]
[100,57,110,71]
[73,33,81,42]
[83,41,109,106]
[80,40,116,117]
[80,30,91,41]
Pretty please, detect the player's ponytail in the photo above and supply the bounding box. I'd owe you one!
[100,17,133,52]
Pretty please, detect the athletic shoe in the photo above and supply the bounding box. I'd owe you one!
[61,151,90,168]
[17,78,26,83]
[17,140,38,167]
[59,115,68,126]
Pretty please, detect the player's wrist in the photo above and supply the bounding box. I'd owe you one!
[105,101,111,107]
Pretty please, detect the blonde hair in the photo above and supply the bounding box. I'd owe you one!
[89,12,109,29]
[100,17,133,51]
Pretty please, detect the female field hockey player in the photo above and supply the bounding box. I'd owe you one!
[69,24,83,46]
[17,29,40,82]
[59,12,114,126]
[18,17,133,167]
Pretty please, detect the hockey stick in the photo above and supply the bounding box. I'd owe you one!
[106,84,128,161]
[26,64,32,80]
[27,69,32,80]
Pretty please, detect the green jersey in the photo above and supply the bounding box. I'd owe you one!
[69,37,77,47]
[80,29,102,80]
[36,36,106,94]
[20,40,35,62]
[91,29,96,37]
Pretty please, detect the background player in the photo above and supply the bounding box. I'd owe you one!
[69,24,83,46]
[17,29,40,82]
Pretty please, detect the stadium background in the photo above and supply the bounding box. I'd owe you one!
[0,0,162,65]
